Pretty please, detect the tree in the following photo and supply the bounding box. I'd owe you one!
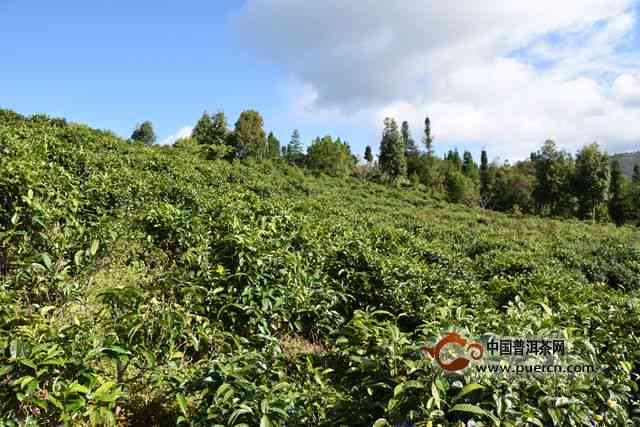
[306,135,356,176]
[531,140,573,215]
[379,118,407,179]
[462,150,478,179]
[423,116,434,158]
[403,121,423,177]
[267,132,280,159]
[364,145,374,163]
[609,160,627,225]
[573,143,610,221]
[491,163,535,214]
[480,150,490,206]
[402,121,418,156]
[286,129,304,165]
[192,113,213,145]
[231,110,266,159]
[444,169,476,205]
[130,121,156,145]
[446,149,462,170]
[192,111,229,147]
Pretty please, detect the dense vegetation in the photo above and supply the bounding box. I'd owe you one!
[172,108,640,227]
[1,109,639,426]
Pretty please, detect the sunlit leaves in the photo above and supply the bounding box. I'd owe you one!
[0,113,639,425]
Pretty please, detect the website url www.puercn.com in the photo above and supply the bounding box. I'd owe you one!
[474,363,595,374]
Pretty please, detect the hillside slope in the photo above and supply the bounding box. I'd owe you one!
[611,151,640,179]
[1,112,639,425]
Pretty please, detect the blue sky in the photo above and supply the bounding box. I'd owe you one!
[0,0,362,154]
[2,1,640,161]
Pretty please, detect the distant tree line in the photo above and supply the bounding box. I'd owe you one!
[133,109,640,226]
[370,115,640,224]
[150,109,358,177]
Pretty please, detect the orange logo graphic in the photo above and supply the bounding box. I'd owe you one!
[421,332,484,372]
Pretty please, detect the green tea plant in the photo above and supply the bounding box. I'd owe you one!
[0,112,639,426]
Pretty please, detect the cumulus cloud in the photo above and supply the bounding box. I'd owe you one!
[235,0,640,159]
[161,126,192,145]
[613,73,640,105]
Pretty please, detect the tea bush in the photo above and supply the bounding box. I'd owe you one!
[0,113,639,425]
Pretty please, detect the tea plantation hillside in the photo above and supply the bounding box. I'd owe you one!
[1,112,639,426]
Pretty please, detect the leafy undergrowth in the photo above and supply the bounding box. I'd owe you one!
[1,113,639,426]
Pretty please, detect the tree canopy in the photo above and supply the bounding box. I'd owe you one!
[130,120,156,145]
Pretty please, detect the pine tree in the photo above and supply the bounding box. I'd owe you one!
[379,117,407,179]
[462,150,478,179]
[402,121,418,156]
[480,149,490,206]
[364,145,373,163]
[130,121,156,145]
[286,129,304,165]
[423,116,434,158]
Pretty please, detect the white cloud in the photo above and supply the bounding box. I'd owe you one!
[161,126,192,145]
[613,73,640,105]
[235,1,640,159]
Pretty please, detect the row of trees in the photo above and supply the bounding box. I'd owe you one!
[145,110,358,176]
[130,111,640,225]
[369,115,640,224]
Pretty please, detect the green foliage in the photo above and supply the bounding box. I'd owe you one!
[192,111,231,160]
[364,145,374,163]
[1,111,639,426]
[379,118,407,180]
[491,163,535,213]
[0,108,26,127]
[422,116,434,158]
[267,132,280,160]
[285,129,305,165]
[173,136,200,153]
[574,143,610,221]
[305,135,355,176]
[532,140,574,215]
[402,121,418,157]
[462,150,478,180]
[130,121,156,145]
[445,149,462,171]
[609,160,628,225]
[444,168,476,205]
[231,109,267,159]
[480,150,490,205]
